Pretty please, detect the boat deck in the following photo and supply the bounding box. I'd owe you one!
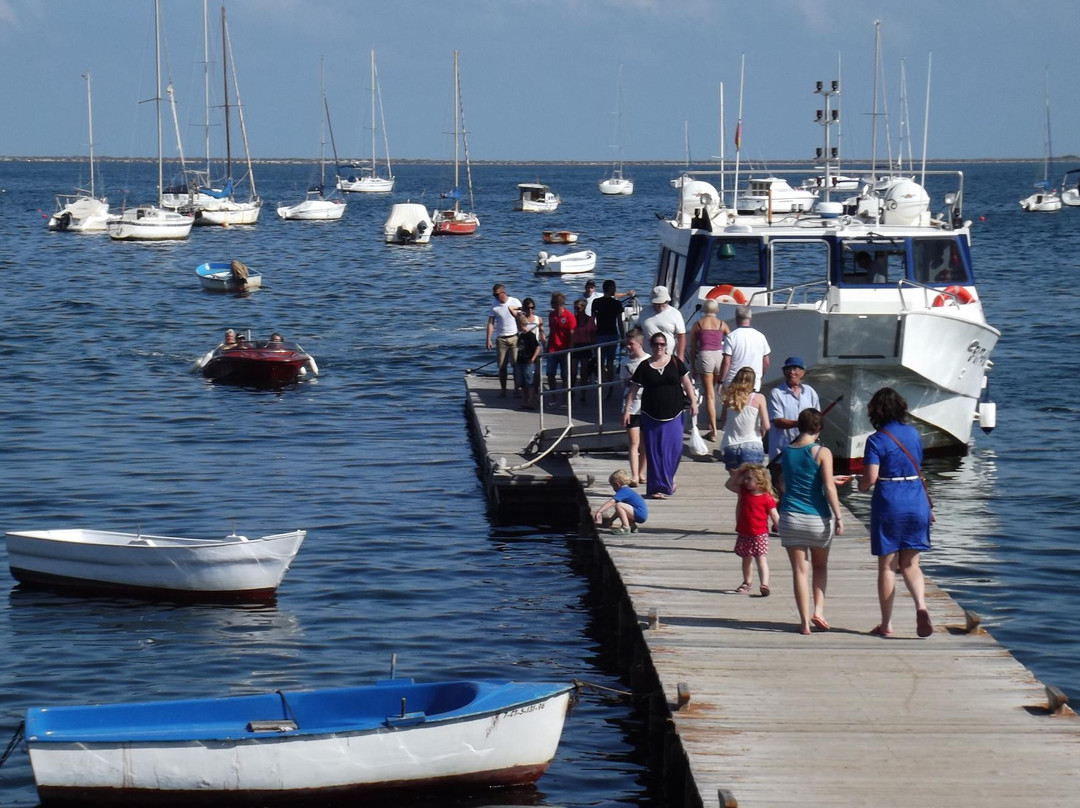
[465,371,1080,808]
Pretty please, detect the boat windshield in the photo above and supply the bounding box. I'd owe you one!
[701,239,762,287]
[838,244,905,286]
[910,237,971,284]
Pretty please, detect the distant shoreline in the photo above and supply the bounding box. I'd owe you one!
[1,156,1071,166]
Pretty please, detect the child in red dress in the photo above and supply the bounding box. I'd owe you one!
[724,463,779,597]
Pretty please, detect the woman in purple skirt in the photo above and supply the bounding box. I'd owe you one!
[622,332,697,499]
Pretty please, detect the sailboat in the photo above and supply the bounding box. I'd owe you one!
[337,50,394,193]
[48,73,110,232]
[193,4,261,226]
[598,65,633,196]
[433,51,479,235]
[1020,70,1061,212]
[108,0,194,241]
[277,61,346,221]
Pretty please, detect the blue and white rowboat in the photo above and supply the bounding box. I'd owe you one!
[25,678,575,803]
[196,261,263,292]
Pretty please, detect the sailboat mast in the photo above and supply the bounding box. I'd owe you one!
[84,72,95,198]
[1043,69,1053,184]
[870,20,880,179]
[319,58,326,187]
[458,55,474,211]
[224,8,257,199]
[221,5,232,180]
[453,50,460,198]
[154,0,163,207]
[203,0,210,177]
[717,81,724,197]
[370,49,377,176]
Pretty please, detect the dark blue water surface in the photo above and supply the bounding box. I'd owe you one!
[0,159,1076,805]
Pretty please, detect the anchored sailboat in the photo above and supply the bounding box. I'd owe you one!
[1020,70,1061,212]
[48,73,110,232]
[433,51,479,235]
[337,50,394,193]
[598,65,633,196]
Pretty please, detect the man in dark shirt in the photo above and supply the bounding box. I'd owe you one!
[592,279,629,395]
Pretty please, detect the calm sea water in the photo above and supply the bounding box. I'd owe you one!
[0,158,1076,805]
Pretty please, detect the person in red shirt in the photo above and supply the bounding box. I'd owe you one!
[724,463,779,598]
[545,291,576,403]
[571,297,597,403]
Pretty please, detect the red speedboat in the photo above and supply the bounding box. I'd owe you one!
[200,337,318,386]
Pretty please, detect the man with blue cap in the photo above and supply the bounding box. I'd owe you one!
[767,356,820,461]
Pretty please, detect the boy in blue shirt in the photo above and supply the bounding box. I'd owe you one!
[593,469,648,535]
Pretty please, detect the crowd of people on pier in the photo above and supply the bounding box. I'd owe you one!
[485,281,934,639]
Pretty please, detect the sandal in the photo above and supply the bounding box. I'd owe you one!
[868,625,894,637]
[759,584,770,597]
[735,582,753,594]
[810,615,830,631]
[916,608,934,638]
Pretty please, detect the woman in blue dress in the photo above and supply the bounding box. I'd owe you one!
[857,388,933,638]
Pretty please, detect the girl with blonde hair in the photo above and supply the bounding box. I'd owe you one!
[718,366,770,473]
[688,298,730,441]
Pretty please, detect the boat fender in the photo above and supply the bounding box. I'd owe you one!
[307,357,319,376]
[932,285,975,307]
[705,284,748,305]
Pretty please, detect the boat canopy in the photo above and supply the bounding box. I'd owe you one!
[198,178,234,199]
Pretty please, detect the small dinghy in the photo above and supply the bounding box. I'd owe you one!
[3,528,305,602]
[196,260,263,292]
[535,249,597,275]
[196,334,318,387]
[24,678,575,803]
[542,229,579,244]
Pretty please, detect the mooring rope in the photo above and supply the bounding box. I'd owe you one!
[573,679,638,700]
[0,721,25,770]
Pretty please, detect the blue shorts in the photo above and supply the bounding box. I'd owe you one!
[723,442,765,470]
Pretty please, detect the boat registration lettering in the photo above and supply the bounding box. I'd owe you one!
[966,340,989,366]
[486,701,547,736]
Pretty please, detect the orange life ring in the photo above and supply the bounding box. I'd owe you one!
[705,284,748,304]
[932,285,975,307]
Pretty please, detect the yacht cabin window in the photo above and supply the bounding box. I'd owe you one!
[701,239,761,288]
[771,241,829,298]
[840,245,905,286]
[911,238,969,284]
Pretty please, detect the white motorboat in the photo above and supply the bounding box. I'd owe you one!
[433,51,480,235]
[24,679,573,803]
[108,2,193,241]
[536,249,597,275]
[48,73,110,233]
[384,202,433,244]
[278,60,346,222]
[515,182,560,212]
[1020,71,1061,212]
[599,66,634,196]
[337,50,394,193]
[735,176,816,215]
[658,165,998,470]
[4,528,305,602]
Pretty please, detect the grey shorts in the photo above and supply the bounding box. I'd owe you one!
[695,349,725,375]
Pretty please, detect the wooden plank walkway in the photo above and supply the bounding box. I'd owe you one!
[570,451,1080,808]
[466,372,1080,807]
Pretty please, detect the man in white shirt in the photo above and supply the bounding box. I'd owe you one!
[640,286,687,360]
[582,279,601,317]
[486,283,521,397]
[719,305,770,390]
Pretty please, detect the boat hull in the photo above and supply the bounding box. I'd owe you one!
[536,249,596,275]
[337,176,394,193]
[203,349,312,386]
[542,230,579,244]
[276,199,345,221]
[47,196,110,232]
[1019,192,1062,211]
[26,680,572,804]
[195,201,262,226]
[1063,188,1080,207]
[196,262,263,292]
[598,177,634,195]
[432,210,479,235]
[107,207,193,240]
[4,529,305,602]
[383,203,433,244]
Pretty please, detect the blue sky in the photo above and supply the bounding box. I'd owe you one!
[1,0,1078,162]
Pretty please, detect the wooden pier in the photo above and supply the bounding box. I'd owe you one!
[465,372,1080,808]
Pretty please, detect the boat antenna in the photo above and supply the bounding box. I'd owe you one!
[733,53,745,199]
[717,81,725,199]
[920,51,932,187]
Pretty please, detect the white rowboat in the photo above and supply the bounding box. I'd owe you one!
[536,249,596,275]
[4,528,305,602]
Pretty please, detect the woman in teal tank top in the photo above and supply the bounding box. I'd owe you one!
[778,409,850,635]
